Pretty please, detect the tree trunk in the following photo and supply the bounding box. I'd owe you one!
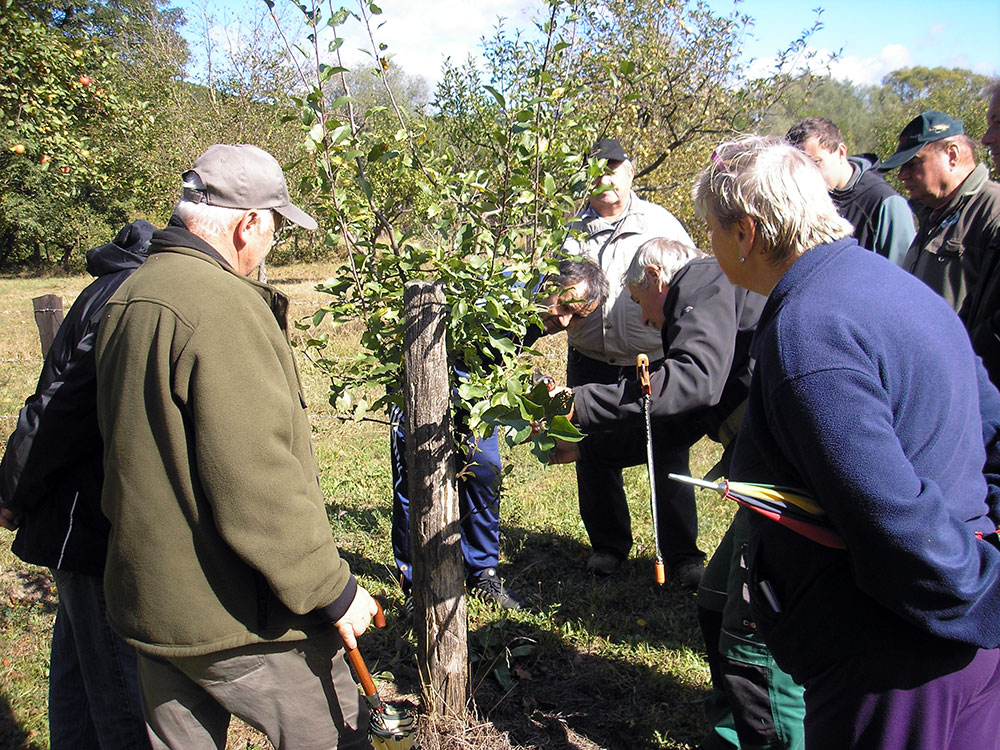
[402,280,469,720]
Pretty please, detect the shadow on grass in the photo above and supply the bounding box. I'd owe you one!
[1,568,58,614]
[0,693,39,750]
[327,495,710,749]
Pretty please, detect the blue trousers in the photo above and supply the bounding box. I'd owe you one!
[389,405,502,584]
[49,569,148,749]
[567,348,704,566]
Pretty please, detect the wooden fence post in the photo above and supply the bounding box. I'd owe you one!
[402,280,469,719]
[32,295,64,357]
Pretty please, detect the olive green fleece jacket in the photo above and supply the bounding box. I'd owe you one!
[95,241,353,657]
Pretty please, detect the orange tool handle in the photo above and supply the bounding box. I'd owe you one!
[637,354,651,397]
[655,560,665,585]
[345,600,385,702]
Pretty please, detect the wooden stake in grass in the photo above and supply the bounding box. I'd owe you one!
[32,295,63,357]
[402,280,469,720]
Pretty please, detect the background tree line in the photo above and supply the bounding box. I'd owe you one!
[0,0,995,274]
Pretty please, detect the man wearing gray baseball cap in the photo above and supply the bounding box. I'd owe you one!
[94,144,376,748]
[879,111,1000,311]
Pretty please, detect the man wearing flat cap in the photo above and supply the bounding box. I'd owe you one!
[95,144,377,748]
[880,111,1000,311]
[560,138,706,589]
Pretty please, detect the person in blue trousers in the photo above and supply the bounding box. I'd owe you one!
[390,258,608,613]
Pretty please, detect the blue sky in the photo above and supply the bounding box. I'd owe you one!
[173,0,1000,88]
[709,0,1000,85]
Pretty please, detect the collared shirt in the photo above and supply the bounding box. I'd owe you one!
[564,192,693,364]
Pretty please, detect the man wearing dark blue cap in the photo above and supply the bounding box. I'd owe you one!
[879,110,1000,311]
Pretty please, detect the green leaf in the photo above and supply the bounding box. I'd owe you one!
[483,85,506,110]
[493,664,514,691]
[510,422,533,445]
[548,415,583,442]
[353,398,370,421]
[328,124,351,144]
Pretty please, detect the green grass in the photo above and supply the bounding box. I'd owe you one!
[0,262,736,749]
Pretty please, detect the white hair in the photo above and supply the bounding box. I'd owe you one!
[693,135,852,264]
[625,238,705,288]
[172,172,275,240]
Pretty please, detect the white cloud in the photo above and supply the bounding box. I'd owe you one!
[329,0,543,85]
[829,44,914,86]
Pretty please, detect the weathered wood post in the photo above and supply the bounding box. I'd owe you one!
[32,295,64,357]
[402,280,469,719]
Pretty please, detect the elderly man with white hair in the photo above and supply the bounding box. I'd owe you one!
[95,145,377,749]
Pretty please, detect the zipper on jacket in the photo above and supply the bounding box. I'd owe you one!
[56,491,80,568]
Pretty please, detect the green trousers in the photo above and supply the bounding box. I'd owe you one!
[697,510,805,750]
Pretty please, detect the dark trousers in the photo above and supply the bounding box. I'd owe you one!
[802,644,1000,750]
[567,347,704,566]
[389,404,502,584]
[48,569,148,750]
[698,515,805,750]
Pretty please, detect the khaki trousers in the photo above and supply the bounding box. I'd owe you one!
[137,628,370,749]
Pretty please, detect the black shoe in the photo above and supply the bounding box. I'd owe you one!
[468,568,525,610]
[400,594,414,620]
[671,562,705,591]
[586,551,623,578]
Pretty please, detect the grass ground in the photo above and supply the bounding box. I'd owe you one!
[0,261,734,750]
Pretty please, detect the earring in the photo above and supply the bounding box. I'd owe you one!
[738,256,745,263]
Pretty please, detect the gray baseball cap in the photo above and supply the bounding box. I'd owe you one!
[182,144,318,230]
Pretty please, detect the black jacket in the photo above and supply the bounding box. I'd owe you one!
[830,154,912,261]
[961,233,1000,388]
[0,221,153,574]
[571,257,764,444]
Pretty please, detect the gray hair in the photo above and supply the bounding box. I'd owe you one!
[552,257,610,309]
[625,238,705,288]
[693,135,852,264]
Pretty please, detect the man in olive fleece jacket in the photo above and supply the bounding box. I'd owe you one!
[95,145,377,749]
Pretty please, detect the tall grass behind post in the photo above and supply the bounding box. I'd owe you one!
[0,262,736,750]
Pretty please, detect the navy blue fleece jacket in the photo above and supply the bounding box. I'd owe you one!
[733,238,1000,681]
